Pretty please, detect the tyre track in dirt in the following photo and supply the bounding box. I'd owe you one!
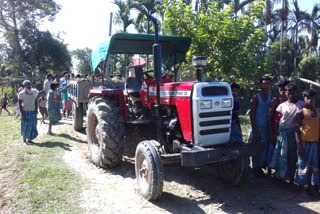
[59,119,320,214]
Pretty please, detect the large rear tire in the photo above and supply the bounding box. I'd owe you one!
[87,96,125,168]
[135,140,163,201]
[217,157,248,186]
[72,102,83,131]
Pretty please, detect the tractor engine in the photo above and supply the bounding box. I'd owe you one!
[140,81,233,149]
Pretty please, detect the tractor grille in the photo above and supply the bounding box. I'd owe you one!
[199,119,230,127]
[192,82,233,146]
[199,111,231,118]
[198,111,231,136]
[200,128,230,135]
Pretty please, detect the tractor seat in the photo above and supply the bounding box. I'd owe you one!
[125,77,142,97]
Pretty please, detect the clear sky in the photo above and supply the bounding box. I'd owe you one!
[39,0,319,52]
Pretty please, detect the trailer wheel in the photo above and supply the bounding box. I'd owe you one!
[135,140,163,201]
[217,157,248,186]
[72,102,83,131]
[87,96,124,168]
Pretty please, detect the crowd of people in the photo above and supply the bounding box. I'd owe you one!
[231,76,320,194]
[14,72,72,144]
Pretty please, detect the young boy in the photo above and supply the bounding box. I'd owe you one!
[269,79,290,146]
[0,92,11,115]
[230,83,243,143]
[269,83,305,182]
[38,91,48,124]
[295,89,319,193]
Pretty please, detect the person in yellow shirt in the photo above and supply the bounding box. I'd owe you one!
[295,89,320,194]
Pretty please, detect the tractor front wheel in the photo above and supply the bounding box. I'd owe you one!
[135,140,163,201]
[87,96,125,168]
[217,157,248,186]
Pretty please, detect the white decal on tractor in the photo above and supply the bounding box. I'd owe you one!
[149,90,191,97]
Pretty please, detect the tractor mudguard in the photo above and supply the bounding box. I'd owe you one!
[88,88,128,121]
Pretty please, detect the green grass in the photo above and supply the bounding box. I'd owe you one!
[0,110,83,214]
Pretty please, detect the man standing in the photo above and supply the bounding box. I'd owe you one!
[250,76,272,176]
[18,80,38,145]
[43,74,53,95]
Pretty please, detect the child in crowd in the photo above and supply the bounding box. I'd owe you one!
[269,79,290,146]
[295,89,320,194]
[47,81,69,135]
[267,79,289,175]
[0,92,11,115]
[38,91,48,124]
[230,83,243,143]
[47,82,60,135]
[269,83,305,183]
[61,74,72,118]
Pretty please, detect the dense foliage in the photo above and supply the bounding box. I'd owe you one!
[163,0,266,85]
[0,0,71,78]
[72,48,93,75]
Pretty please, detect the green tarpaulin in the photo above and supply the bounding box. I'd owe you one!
[90,33,191,72]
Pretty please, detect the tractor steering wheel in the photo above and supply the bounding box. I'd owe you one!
[143,70,153,80]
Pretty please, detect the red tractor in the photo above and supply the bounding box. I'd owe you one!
[85,18,263,201]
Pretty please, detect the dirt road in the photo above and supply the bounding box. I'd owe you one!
[58,119,320,214]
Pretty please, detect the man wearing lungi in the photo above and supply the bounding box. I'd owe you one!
[18,80,38,145]
[250,76,273,176]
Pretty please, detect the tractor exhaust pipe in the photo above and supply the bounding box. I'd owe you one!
[192,56,207,82]
[149,15,161,110]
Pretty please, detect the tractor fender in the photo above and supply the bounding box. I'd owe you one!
[88,88,128,121]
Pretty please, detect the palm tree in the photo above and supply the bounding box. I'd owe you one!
[133,0,159,34]
[113,0,134,32]
[278,0,289,77]
[230,0,255,16]
[268,12,281,43]
[288,0,309,75]
[305,4,320,53]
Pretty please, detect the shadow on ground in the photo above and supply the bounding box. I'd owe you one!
[156,166,320,214]
[58,133,87,144]
[33,141,72,151]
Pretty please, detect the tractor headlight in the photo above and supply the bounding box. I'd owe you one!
[221,98,232,108]
[200,100,212,109]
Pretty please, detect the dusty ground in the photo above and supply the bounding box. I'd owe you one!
[53,118,320,214]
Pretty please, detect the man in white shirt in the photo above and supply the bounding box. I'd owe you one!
[43,74,53,95]
[19,80,39,145]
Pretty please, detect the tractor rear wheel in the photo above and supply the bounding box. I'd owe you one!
[72,102,83,131]
[217,157,248,186]
[87,96,124,168]
[135,140,163,201]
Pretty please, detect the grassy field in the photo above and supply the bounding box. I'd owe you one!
[0,109,83,213]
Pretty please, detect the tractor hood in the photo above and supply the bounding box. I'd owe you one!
[91,33,191,72]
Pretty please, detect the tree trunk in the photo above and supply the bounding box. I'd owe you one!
[10,0,23,60]
[279,0,285,78]
[293,26,298,75]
